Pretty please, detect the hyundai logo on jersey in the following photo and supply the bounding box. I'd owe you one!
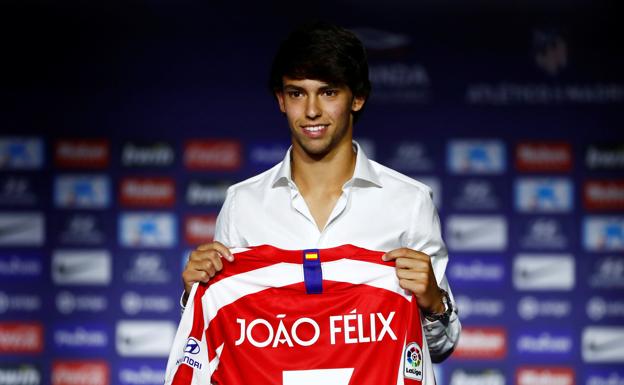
[184,338,200,354]
[0,137,43,170]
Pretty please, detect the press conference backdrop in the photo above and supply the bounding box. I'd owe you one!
[1,1,623,385]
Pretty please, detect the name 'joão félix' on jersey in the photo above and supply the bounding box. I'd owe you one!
[235,310,398,348]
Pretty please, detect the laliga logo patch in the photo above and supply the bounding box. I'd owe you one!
[404,342,423,380]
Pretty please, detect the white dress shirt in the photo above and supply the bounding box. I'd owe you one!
[212,141,460,361]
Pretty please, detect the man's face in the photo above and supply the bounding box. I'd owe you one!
[275,77,365,158]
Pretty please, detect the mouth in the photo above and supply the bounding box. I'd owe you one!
[301,124,329,138]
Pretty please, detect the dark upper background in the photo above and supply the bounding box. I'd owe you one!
[2,0,622,141]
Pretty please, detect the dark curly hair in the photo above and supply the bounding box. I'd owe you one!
[269,21,371,122]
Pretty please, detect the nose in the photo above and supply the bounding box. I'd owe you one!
[305,95,321,119]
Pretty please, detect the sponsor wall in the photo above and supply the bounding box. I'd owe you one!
[1,3,623,385]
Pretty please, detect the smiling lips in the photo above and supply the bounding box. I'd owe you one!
[301,124,329,138]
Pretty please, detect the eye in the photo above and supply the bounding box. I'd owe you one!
[323,89,338,97]
[287,90,303,98]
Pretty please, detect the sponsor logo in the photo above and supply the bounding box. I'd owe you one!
[516,367,574,385]
[515,142,572,172]
[119,213,177,248]
[518,217,569,250]
[0,213,44,247]
[513,254,575,291]
[119,178,175,207]
[0,176,38,206]
[121,142,174,167]
[446,215,507,251]
[56,291,107,315]
[52,250,111,286]
[184,140,242,170]
[448,258,505,287]
[584,181,624,210]
[123,253,170,284]
[248,142,289,169]
[58,214,105,245]
[586,144,624,170]
[0,254,42,280]
[0,365,41,385]
[55,140,109,169]
[518,296,571,320]
[115,320,176,357]
[124,252,170,284]
[448,140,506,174]
[451,179,501,210]
[585,370,624,385]
[584,216,624,251]
[54,175,110,209]
[455,296,504,320]
[387,142,434,172]
[0,322,43,354]
[0,292,41,314]
[516,331,573,356]
[53,324,108,351]
[185,180,230,206]
[583,326,624,363]
[0,138,43,170]
[120,291,173,315]
[184,215,216,245]
[52,361,109,385]
[515,178,573,212]
[587,297,624,321]
[118,364,165,385]
[450,369,505,385]
[589,256,624,289]
[368,62,430,103]
[454,327,507,359]
[403,342,423,380]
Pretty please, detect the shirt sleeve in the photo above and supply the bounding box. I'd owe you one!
[407,185,461,362]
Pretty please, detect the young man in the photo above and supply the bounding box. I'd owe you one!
[181,21,460,362]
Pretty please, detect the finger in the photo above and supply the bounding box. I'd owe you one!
[395,257,430,270]
[395,269,428,281]
[212,241,234,262]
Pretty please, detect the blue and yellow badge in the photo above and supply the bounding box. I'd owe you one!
[302,249,322,294]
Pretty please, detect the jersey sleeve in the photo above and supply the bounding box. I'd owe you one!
[164,283,213,385]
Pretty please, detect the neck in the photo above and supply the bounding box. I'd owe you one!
[291,139,356,194]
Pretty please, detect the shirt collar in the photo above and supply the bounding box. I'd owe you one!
[271,140,382,188]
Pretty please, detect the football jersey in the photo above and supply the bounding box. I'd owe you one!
[164,244,436,385]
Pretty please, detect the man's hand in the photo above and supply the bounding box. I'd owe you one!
[181,241,233,306]
[382,248,444,314]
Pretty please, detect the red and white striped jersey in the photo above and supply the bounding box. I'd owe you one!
[164,244,436,385]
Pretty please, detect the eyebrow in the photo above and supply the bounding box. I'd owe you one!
[282,83,340,92]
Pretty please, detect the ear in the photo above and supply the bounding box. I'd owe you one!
[275,91,286,113]
[351,95,366,112]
